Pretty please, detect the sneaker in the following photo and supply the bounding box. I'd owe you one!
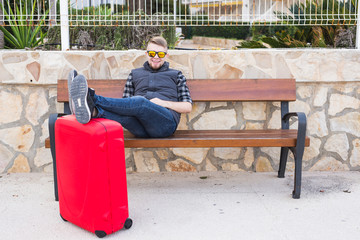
[70,75,96,124]
[67,69,78,114]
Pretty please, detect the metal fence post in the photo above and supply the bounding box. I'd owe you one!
[0,0,4,49]
[174,0,177,26]
[357,0,360,49]
[60,0,70,51]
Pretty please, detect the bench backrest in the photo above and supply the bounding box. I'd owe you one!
[57,79,296,102]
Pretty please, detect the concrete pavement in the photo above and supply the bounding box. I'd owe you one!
[1,171,360,240]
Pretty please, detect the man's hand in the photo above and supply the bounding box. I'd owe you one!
[150,98,168,108]
[150,98,192,113]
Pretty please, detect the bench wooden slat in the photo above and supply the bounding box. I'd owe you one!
[45,129,310,149]
[124,129,310,148]
[57,78,296,102]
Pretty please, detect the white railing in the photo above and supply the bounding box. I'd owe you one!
[0,0,358,26]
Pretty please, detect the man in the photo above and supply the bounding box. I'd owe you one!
[69,36,192,138]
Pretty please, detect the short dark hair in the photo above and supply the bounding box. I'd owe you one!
[147,36,168,49]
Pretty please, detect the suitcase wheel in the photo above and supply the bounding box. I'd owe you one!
[60,214,67,222]
[95,231,107,238]
[124,218,133,229]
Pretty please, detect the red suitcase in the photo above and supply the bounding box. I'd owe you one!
[55,115,132,238]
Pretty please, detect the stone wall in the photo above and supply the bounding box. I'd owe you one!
[0,49,360,173]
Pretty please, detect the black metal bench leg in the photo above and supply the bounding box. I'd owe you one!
[278,147,289,178]
[49,113,67,201]
[292,149,303,199]
[49,113,59,201]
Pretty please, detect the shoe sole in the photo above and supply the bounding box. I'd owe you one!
[67,70,77,114]
[70,75,91,124]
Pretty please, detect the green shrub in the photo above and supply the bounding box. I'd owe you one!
[181,26,251,40]
[0,0,48,49]
[46,25,176,50]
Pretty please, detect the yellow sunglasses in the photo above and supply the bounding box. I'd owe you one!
[147,51,167,58]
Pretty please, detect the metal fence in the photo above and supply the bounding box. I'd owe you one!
[0,0,359,26]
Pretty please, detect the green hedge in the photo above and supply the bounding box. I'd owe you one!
[46,25,176,50]
[181,26,251,40]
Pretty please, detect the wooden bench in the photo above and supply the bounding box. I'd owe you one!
[46,78,310,199]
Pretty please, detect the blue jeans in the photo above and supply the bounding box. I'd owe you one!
[94,95,177,138]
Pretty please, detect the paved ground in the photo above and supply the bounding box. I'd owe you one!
[1,171,360,240]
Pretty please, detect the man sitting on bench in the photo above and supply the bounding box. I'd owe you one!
[69,36,193,138]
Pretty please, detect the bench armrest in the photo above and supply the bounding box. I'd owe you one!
[282,112,307,148]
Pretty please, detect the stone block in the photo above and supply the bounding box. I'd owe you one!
[336,85,355,94]
[40,119,49,143]
[177,114,188,130]
[297,86,313,99]
[290,100,311,116]
[350,139,360,167]
[106,56,119,69]
[275,54,293,78]
[125,148,131,161]
[165,159,196,172]
[7,154,30,173]
[256,156,274,172]
[0,62,14,82]
[242,65,271,79]
[26,89,49,125]
[210,102,227,109]
[313,87,328,107]
[64,54,91,71]
[16,86,30,96]
[192,55,209,79]
[242,102,266,120]
[0,90,22,124]
[0,125,34,152]
[214,64,243,79]
[260,147,280,162]
[0,144,13,173]
[133,150,160,172]
[342,61,360,81]
[328,94,360,116]
[44,164,54,173]
[168,54,189,67]
[155,150,169,160]
[303,137,321,161]
[213,148,240,160]
[267,109,281,129]
[244,148,254,168]
[34,147,52,167]
[90,52,111,79]
[26,61,41,82]
[253,52,272,69]
[308,110,328,137]
[287,52,319,81]
[3,53,28,64]
[188,102,206,122]
[310,156,349,171]
[245,122,264,130]
[221,163,243,171]
[324,133,349,160]
[171,148,208,164]
[31,52,40,59]
[330,112,360,137]
[193,109,237,130]
[319,59,339,82]
[205,158,218,171]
